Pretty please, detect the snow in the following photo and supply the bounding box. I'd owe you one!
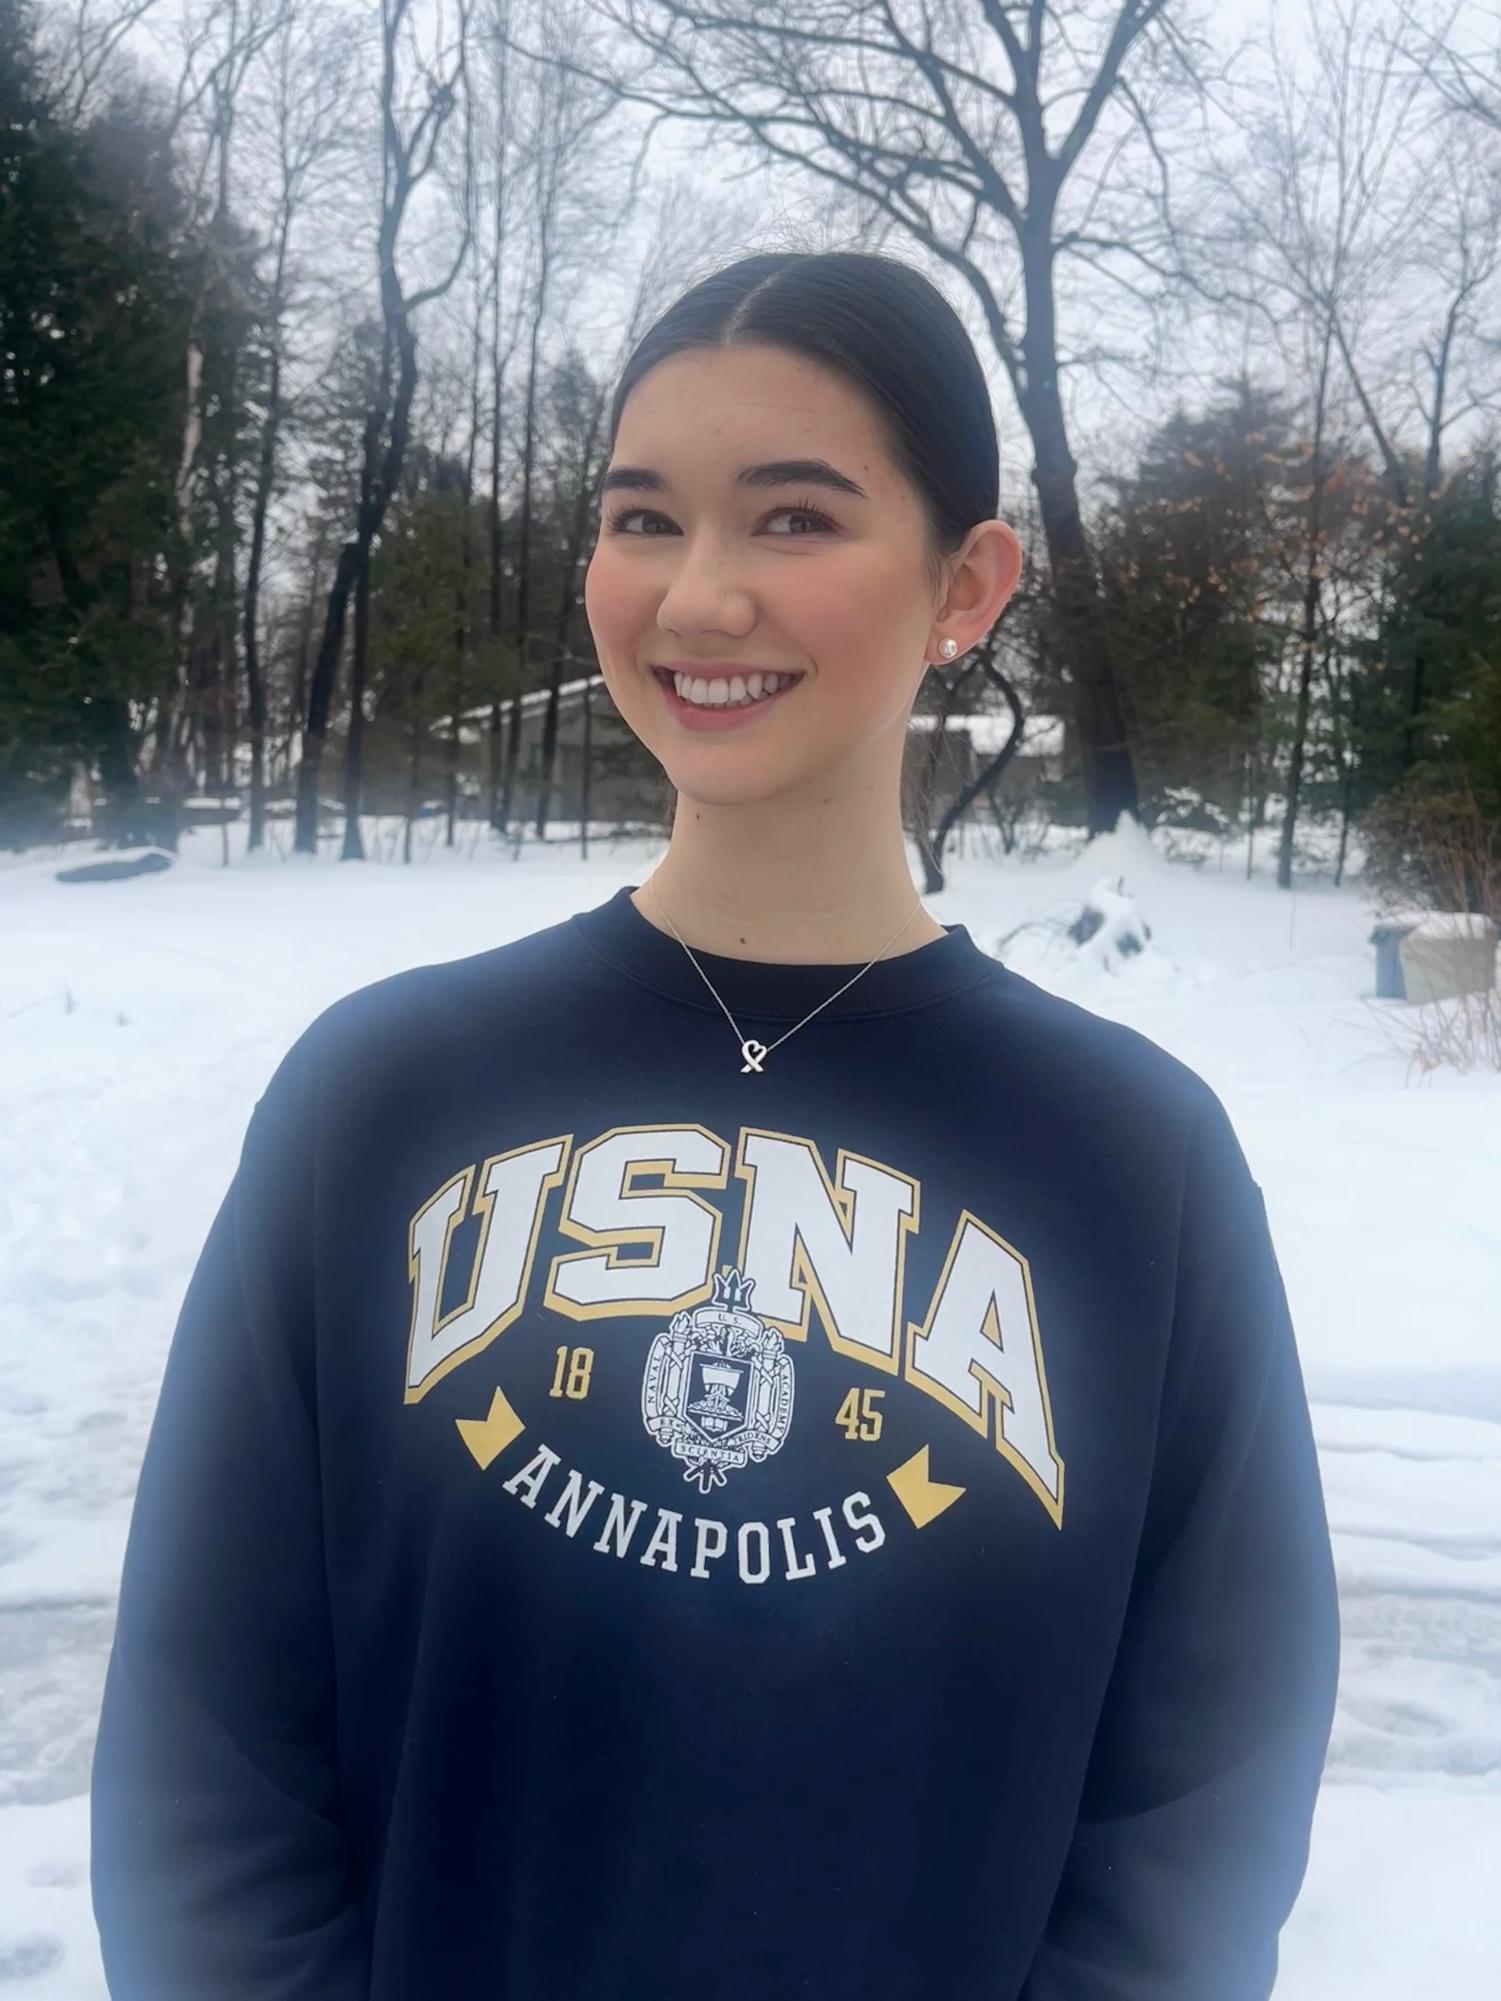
[1,814,1498,1996]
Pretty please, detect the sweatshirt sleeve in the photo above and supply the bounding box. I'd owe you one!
[1018,1085,1341,2001]
[89,1023,370,2000]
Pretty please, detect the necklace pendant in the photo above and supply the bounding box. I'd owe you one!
[739,1038,768,1074]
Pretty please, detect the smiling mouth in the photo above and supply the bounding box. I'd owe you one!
[652,667,804,713]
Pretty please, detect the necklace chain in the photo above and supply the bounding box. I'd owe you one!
[645,877,927,1073]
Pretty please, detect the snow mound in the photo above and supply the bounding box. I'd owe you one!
[1060,812,1172,890]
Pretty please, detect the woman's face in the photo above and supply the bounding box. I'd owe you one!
[584,342,1015,810]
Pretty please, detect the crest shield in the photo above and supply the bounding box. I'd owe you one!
[642,1266,795,1492]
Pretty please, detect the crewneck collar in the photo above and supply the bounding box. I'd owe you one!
[569,883,999,1022]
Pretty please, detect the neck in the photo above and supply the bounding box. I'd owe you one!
[633,741,947,965]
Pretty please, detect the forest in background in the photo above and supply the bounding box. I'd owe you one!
[2,0,1499,908]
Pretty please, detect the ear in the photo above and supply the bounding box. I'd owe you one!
[932,519,1023,657]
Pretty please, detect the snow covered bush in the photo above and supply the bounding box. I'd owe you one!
[1066,876,1152,973]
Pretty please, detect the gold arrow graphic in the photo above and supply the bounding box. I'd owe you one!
[456,1385,526,1470]
[887,1445,966,1529]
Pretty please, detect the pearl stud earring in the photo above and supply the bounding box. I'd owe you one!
[939,637,958,659]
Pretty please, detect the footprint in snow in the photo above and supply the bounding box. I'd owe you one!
[0,1934,64,1981]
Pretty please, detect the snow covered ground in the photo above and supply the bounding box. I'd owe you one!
[1,816,1498,1995]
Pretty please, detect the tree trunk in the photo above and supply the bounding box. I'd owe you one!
[291,522,326,785]
[448,281,483,847]
[535,389,606,838]
[447,515,473,846]
[483,0,512,836]
[342,523,375,861]
[1401,511,1434,774]
[1018,239,1137,838]
[580,672,592,859]
[295,0,470,855]
[404,658,429,866]
[505,218,549,834]
[1277,319,1334,890]
[93,696,150,847]
[534,654,564,842]
[500,688,523,826]
[294,537,360,852]
[1277,568,1320,892]
[338,312,423,860]
[242,337,282,854]
[488,699,505,828]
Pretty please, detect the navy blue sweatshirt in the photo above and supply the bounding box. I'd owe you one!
[90,884,1340,2000]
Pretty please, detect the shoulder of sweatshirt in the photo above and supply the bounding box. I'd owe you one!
[323,905,585,1037]
[256,908,587,1099]
[968,959,1223,1137]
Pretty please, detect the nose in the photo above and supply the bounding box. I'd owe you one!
[654,531,757,642]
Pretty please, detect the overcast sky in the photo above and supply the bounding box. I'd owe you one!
[105,0,1497,521]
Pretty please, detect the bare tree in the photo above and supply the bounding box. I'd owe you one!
[1382,2,1501,496]
[443,115,485,849]
[498,0,1229,834]
[1196,0,1470,882]
[241,7,358,852]
[138,0,286,820]
[1409,142,1501,499]
[532,142,688,840]
[293,0,473,858]
[1404,0,1501,133]
[476,0,529,833]
[45,0,166,122]
[478,3,620,835]
[1227,7,1358,889]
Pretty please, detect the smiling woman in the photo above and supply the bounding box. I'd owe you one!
[582,257,1022,960]
[90,251,1338,2001]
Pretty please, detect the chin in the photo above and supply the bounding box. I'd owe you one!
[662,755,797,811]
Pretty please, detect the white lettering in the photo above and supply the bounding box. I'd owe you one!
[640,1507,683,1571]
[811,1505,848,1568]
[547,1128,727,1313]
[777,1515,818,1580]
[843,1490,886,1553]
[691,1518,729,1578]
[406,1141,569,1397]
[592,1492,648,1558]
[545,1469,604,1537]
[493,1450,885,1586]
[737,1521,772,1584]
[500,1442,560,1509]
[737,1133,917,1366]
[907,1215,1064,1523]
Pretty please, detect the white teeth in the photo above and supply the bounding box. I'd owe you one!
[669,669,798,708]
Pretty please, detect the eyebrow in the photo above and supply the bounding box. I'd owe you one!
[596,457,869,502]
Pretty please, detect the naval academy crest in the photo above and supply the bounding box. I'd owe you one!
[641,1266,795,1493]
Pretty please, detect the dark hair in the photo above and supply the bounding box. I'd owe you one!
[605,251,1000,591]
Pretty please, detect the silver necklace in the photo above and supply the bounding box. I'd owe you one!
[645,877,927,1074]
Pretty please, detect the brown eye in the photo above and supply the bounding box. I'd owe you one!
[763,504,838,536]
[605,508,677,536]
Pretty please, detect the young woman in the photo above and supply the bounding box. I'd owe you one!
[91,251,1340,2001]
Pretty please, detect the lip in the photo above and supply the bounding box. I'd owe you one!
[649,664,804,733]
